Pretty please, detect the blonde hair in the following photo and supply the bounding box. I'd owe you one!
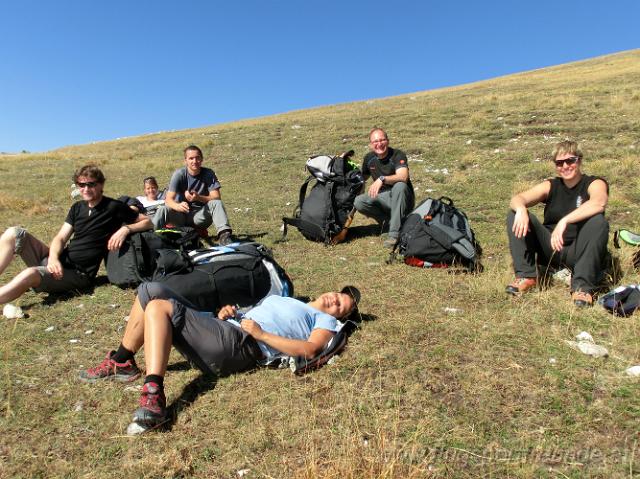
[552,140,583,160]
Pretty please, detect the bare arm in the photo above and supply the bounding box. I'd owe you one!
[241,319,334,359]
[185,188,221,203]
[164,190,190,214]
[47,223,74,279]
[107,213,153,251]
[368,167,410,198]
[509,180,551,238]
[550,179,608,251]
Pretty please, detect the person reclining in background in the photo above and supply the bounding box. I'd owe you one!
[152,145,234,245]
[79,282,361,433]
[0,165,152,309]
[136,176,165,217]
[505,140,609,307]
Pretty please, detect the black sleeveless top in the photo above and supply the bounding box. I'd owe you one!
[543,175,608,244]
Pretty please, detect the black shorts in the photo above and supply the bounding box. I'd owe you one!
[137,282,263,376]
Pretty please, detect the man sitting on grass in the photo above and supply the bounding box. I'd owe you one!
[79,282,360,433]
[152,145,234,245]
[0,165,152,308]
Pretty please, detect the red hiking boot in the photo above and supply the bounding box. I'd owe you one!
[505,277,537,295]
[79,350,141,383]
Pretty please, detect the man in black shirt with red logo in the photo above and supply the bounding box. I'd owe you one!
[0,165,152,308]
[354,128,415,249]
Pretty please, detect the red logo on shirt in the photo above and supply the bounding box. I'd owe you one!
[400,160,406,164]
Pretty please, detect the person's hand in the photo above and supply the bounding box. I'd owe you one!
[173,201,190,213]
[551,219,567,252]
[184,190,197,202]
[217,304,237,320]
[511,208,530,239]
[240,318,264,340]
[46,258,64,280]
[368,178,384,199]
[107,226,129,251]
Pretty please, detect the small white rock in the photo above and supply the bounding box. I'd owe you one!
[109,304,120,309]
[575,331,594,343]
[3,304,24,319]
[625,365,640,376]
[84,329,94,335]
[69,339,81,344]
[124,315,130,322]
[549,357,557,364]
[465,139,472,145]
[443,307,461,314]
[74,401,84,412]
[126,422,149,436]
[237,469,251,478]
[45,326,55,332]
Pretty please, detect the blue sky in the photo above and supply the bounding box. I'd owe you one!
[1,1,638,153]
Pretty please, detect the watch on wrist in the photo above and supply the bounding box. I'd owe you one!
[378,175,386,185]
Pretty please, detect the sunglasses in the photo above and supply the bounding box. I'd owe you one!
[76,181,99,188]
[554,156,579,167]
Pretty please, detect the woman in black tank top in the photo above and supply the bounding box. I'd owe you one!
[505,141,609,307]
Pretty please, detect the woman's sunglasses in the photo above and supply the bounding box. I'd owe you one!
[554,156,579,167]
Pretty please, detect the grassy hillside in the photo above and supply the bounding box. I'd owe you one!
[1,49,639,478]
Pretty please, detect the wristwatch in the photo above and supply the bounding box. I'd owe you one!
[378,175,386,185]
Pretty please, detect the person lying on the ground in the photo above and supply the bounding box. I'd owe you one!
[505,140,609,307]
[152,145,234,245]
[0,165,152,308]
[79,282,360,432]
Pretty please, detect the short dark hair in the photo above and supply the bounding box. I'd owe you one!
[73,165,105,184]
[183,145,203,158]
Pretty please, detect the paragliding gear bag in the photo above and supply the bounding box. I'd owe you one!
[598,284,640,317]
[397,197,480,270]
[282,151,364,244]
[106,227,201,287]
[152,242,294,312]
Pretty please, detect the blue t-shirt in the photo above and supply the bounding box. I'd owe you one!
[242,296,338,360]
[168,166,221,207]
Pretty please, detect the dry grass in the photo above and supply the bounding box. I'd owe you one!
[1,49,640,478]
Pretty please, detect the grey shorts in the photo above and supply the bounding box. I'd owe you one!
[137,282,263,376]
[12,227,93,294]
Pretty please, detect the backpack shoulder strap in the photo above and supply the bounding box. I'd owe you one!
[293,320,358,375]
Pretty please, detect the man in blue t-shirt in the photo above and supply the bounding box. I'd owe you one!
[354,128,415,249]
[152,145,234,245]
[79,283,361,433]
[0,165,152,309]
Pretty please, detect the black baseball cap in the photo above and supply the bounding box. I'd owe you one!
[341,285,361,320]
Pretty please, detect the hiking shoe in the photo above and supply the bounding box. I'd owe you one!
[572,291,593,308]
[383,236,398,249]
[505,277,537,295]
[217,229,234,246]
[79,350,141,383]
[131,382,167,428]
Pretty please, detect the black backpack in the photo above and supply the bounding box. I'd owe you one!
[282,151,364,244]
[396,196,481,270]
[106,227,201,288]
[152,242,294,312]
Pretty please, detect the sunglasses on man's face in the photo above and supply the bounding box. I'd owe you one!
[554,156,579,167]
[76,181,99,188]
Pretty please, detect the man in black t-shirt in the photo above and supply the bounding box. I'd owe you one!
[354,128,415,249]
[0,165,152,308]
